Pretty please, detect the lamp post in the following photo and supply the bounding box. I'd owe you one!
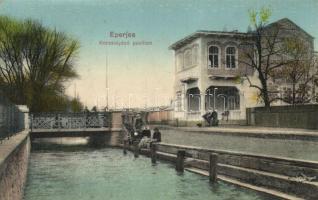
[206,89,212,110]
[213,87,218,111]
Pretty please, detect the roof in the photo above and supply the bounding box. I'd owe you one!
[169,30,250,50]
[265,18,314,39]
[169,18,314,51]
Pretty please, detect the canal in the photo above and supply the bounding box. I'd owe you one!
[24,144,272,200]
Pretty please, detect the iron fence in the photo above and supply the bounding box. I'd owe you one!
[30,112,112,130]
[0,93,25,141]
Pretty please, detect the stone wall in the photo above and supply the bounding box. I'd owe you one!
[153,143,318,200]
[147,110,173,124]
[246,105,318,129]
[0,131,30,200]
[111,111,123,129]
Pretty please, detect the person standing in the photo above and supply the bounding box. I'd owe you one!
[152,127,161,142]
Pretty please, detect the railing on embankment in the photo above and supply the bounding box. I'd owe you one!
[0,92,26,141]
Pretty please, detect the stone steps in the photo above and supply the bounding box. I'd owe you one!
[185,167,303,200]
[218,163,318,200]
[184,157,318,199]
[131,146,318,199]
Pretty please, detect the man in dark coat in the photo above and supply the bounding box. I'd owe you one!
[152,127,161,142]
[211,110,219,126]
[202,111,213,126]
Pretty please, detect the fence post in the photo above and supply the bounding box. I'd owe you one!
[209,153,218,183]
[123,140,127,155]
[134,142,139,158]
[29,114,32,132]
[84,113,87,129]
[176,150,185,172]
[57,114,60,130]
[151,143,157,164]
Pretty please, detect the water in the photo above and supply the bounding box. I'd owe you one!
[24,147,272,200]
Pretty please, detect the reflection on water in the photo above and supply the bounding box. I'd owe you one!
[24,146,272,200]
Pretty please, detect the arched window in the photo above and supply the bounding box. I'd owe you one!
[208,46,219,68]
[226,47,236,68]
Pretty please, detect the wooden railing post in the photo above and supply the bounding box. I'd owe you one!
[134,142,139,158]
[176,150,185,172]
[150,143,157,164]
[209,153,218,183]
[123,140,128,155]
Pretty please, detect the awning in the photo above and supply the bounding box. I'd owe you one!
[208,75,237,80]
[180,77,198,83]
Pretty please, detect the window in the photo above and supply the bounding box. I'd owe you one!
[176,53,183,71]
[184,49,192,67]
[228,96,239,110]
[208,46,219,68]
[176,92,182,111]
[192,45,198,65]
[226,47,236,68]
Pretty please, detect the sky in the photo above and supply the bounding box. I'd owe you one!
[0,0,317,109]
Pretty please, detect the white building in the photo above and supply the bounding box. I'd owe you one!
[170,18,315,123]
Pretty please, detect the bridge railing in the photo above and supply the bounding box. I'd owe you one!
[30,112,112,130]
[0,92,26,142]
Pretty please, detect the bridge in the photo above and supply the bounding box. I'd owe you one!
[29,112,122,138]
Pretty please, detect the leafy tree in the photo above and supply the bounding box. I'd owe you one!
[0,16,80,112]
[70,97,84,112]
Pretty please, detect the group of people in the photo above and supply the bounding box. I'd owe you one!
[202,110,219,126]
[123,113,162,149]
[135,127,161,149]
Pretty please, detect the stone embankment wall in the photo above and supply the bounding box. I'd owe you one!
[151,143,318,200]
[246,105,318,129]
[0,131,30,200]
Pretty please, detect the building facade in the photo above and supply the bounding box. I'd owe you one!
[170,18,315,122]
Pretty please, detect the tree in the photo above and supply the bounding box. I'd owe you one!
[278,37,318,104]
[240,7,291,108]
[0,16,80,112]
[70,97,84,112]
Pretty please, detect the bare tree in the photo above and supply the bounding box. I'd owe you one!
[277,37,318,104]
[239,8,291,108]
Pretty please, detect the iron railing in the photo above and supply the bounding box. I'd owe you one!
[0,93,25,141]
[30,112,112,130]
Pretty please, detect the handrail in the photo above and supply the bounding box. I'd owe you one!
[0,93,26,142]
[30,112,112,130]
